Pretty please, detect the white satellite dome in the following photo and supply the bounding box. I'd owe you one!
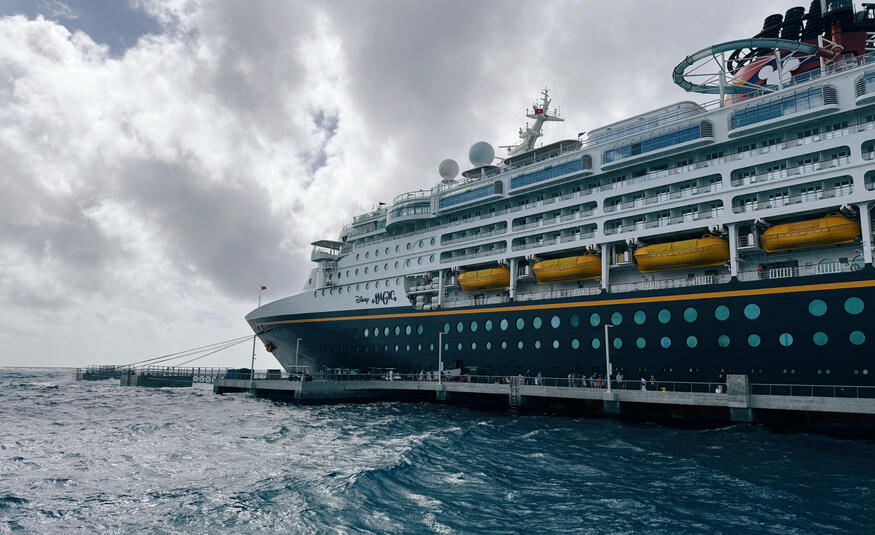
[468,141,495,167]
[438,158,459,181]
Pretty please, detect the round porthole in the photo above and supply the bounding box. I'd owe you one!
[808,299,827,317]
[589,313,601,327]
[683,308,697,323]
[636,337,646,349]
[717,335,730,348]
[634,311,646,325]
[658,309,671,324]
[714,305,730,321]
[660,336,671,348]
[850,330,866,345]
[744,304,760,320]
[813,332,828,346]
[844,297,864,315]
[747,333,761,347]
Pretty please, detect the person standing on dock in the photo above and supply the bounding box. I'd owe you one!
[640,377,647,391]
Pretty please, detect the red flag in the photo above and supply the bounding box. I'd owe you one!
[261,285,267,290]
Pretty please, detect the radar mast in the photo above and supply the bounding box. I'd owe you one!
[502,88,564,158]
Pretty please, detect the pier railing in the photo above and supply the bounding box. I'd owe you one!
[751,383,875,399]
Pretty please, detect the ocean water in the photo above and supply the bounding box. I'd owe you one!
[1,368,874,534]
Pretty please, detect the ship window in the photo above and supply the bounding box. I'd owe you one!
[394,262,399,269]
[417,344,422,352]
[850,330,866,345]
[365,251,370,259]
[385,263,389,270]
[430,238,435,246]
[457,342,462,351]
[430,343,434,351]
[779,333,793,347]
[430,255,435,262]
[375,281,380,289]
[533,316,542,329]
[471,342,477,351]
[417,257,422,265]
[405,344,410,352]
[718,335,730,348]
[356,254,360,260]
[571,338,580,350]
[844,297,864,315]
[356,284,361,291]
[549,339,558,349]
[634,311,646,325]
[417,325,423,335]
[518,341,524,350]
[395,245,399,252]
[394,326,400,336]
[636,337,646,349]
[456,321,464,333]
[714,306,730,321]
[374,264,379,272]
[470,321,478,332]
[405,259,411,267]
[485,320,493,331]
[610,312,623,326]
[442,322,450,333]
[658,309,671,324]
[813,332,828,346]
[744,304,760,320]
[747,334,761,347]
[385,344,389,352]
[592,338,601,350]
[374,250,379,257]
[683,307,697,323]
[406,242,411,250]
[613,337,622,349]
[550,315,560,328]
[686,336,697,348]
[364,328,370,338]
[443,343,449,351]
[364,267,369,274]
[569,314,580,328]
[485,341,491,350]
[501,341,507,350]
[516,318,526,330]
[405,325,412,335]
[808,299,827,317]
[589,313,601,327]
[535,340,542,349]
[660,337,671,348]
[500,319,509,331]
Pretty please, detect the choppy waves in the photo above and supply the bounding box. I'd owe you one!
[1,368,874,534]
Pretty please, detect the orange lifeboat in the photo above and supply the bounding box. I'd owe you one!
[634,235,729,273]
[760,213,861,252]
[532,254,601,283]
[457,266,510,292]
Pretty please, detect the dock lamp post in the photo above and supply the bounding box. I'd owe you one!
[294,338,302,377]
[604,324,614,393]
[438,331,444,384]
[250,285,266,393]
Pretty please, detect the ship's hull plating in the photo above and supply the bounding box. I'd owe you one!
[250,268,875,386]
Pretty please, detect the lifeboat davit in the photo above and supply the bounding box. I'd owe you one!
[760,213,861,252]
[634,235,729,273]
[457,266,510,292]
[532,254,601,283]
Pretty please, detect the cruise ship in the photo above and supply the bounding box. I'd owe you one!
[248,0,875,386]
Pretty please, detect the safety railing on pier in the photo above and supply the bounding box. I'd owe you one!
[751,383,875,399]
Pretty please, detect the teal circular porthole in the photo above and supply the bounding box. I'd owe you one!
[634,311,646,325]
[533,316,543,329]
[571,338,580,350]
[485,320,493,332]
[813,332,828,346]
[516,318,525,330]
[714,305,730,321]
[850,330,866,345]
[591,338,601,350]
[470,321,478,333]
[534,340,542,349]
[808,299,827,317]
[613,337,622,349]
[658,309,671,324]
[569,314,580,328]
[552,339,560,349]
[551,315,561,328]
[611,312,623,326]
[779,333,793,347]
[590,313,601,327]
[845,297,864,315]
[717,334,730,348]
[747,333,761,347]
[660,336,671,348]
[500,319,509,331]
[518,341,524,350]
[744,304,760,320]
[686,335,698,348]
[636,337,646,349]
[684,307,698,323]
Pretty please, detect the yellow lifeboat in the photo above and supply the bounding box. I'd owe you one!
[532,254,601,283]
[634,235,729,273]
[760,213,861,252]
[457,266,510,292]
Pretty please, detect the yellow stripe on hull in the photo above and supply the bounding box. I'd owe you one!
[635,235,729,273]
[457,267,510,292]
[761,213,861,253]
[533,254,601,283]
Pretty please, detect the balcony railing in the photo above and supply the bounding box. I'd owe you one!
[605,207,724,235]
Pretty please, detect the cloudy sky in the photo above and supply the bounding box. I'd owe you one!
[0,0,806,368]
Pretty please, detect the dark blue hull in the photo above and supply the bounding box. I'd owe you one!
[253,268,875,386]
